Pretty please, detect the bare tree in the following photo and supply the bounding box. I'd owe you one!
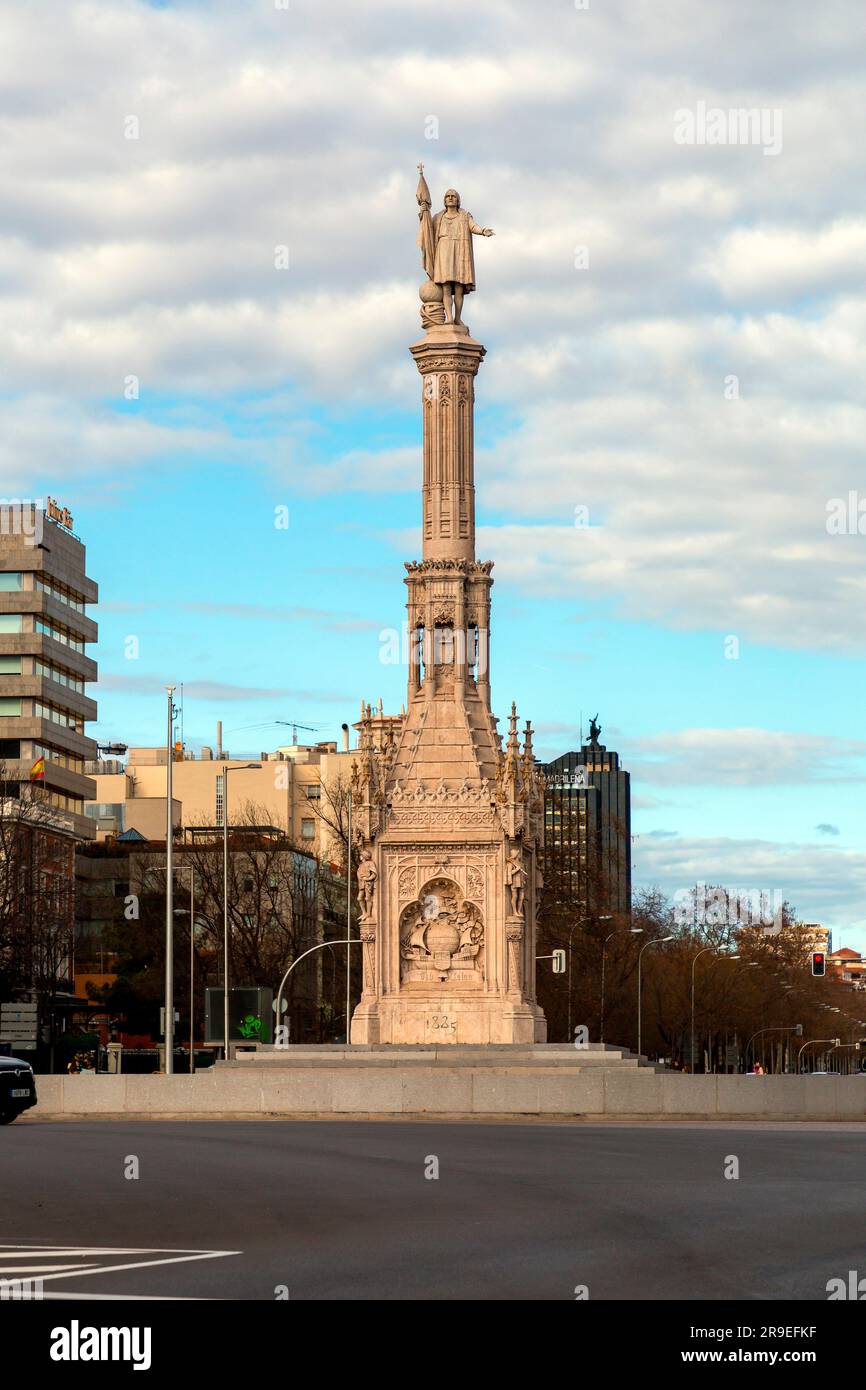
[0,777,74,1005]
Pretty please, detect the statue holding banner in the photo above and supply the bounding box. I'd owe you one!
[416,165,494,328]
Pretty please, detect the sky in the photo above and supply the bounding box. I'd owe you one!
[3,0,865,947]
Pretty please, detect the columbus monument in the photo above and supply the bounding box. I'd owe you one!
[348,168,547,1044]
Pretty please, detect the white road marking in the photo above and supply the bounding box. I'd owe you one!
[38,1250,240,1283]
[40,1292,208,1301]
[0,1244,240,1290]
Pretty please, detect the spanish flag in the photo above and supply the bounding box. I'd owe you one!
[30,755,45,782]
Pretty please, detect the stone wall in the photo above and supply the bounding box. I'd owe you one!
[29,1071,866,1120]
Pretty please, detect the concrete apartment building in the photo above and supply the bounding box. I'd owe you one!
[84,715,384,860]
[0,499,98,839]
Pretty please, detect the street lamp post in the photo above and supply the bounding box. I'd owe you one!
[222,761,261,1059]
[346,787,352,1045]
[637,934,674,1060]
[746,1024,803,1073]
[164,687,175,1074]
[600,925,642,1043]
[798,1037,841,1072]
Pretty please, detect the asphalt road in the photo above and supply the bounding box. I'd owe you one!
[2,1120,865,1300]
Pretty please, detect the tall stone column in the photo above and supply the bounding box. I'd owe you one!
[410,326,485,564]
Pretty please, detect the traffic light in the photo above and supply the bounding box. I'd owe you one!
[811,951,826,977]
[552,949,566,975]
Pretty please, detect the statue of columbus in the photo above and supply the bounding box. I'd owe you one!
[416,164,494,327]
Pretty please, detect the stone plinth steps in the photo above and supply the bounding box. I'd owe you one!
[205,1043,670,1116]
[223,1043,664,1071]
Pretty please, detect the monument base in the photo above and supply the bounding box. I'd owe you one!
[351,995,547,1046]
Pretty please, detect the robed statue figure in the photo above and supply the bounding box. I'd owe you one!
[416,165,494,327]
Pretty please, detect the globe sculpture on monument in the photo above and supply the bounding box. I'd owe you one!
[349,167,547,1044]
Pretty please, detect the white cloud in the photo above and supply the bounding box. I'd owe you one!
[1,0,864,650]
[627,727,866,786]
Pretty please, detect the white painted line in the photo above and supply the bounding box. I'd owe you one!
[0,1249,140,1259]
[38,1250,241,1284]
[0,1264,98,1275]
[40,1292,208,1301]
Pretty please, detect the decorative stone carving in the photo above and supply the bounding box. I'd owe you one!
[389,809,497,829]
[405,559,493,575]
[506,922,523,994]
[466,864,484,901]
[391,778,492,807]
[419,281,446,330]
[360,924,376,996]
[397,865,416,901]
[400,877,484,983]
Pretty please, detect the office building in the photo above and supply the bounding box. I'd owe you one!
[0,498,98,839]
[542,718,631,916]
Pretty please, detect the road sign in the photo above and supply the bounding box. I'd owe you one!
[0,1002,38,1047]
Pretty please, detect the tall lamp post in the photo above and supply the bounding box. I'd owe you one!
[222,760,261,1059]
[567,913,611,1042]
[637,934,674,1060]
[600,925,642,1043]
[346,786,352,1046]
[164,687,176,1074]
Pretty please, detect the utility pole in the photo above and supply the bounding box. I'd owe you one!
[164,687,175,1075]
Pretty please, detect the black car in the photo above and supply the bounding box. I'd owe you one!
[0,1055,37,1123]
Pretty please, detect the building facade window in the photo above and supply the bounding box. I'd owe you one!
[36,618,84,652]
[33,701,83,733]
[35,660,84,693]
[36,576,86,612]
[301,818,315,840]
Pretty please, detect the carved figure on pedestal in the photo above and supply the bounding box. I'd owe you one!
[416,165,494,328]
[505,848,528,919]
[357,850,378,921]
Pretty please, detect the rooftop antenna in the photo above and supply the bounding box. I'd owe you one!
[275,719,321,745]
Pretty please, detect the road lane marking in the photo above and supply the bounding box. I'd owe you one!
[0,1244,240,1290]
